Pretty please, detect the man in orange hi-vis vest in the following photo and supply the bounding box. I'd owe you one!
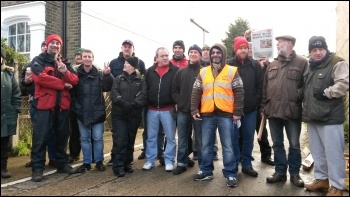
[191,43,244,187]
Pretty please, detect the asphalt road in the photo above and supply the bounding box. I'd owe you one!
[1,125,349,196]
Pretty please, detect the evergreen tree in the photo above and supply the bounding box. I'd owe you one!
[222,17,250,59]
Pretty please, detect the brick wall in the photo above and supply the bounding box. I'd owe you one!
[45,1,63,37]
[45,1,82,62]
[66,1,82,62]
[0,1,32,7]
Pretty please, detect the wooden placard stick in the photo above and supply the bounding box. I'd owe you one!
[257,116,266,141]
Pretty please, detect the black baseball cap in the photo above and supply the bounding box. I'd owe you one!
[122,39,134,46]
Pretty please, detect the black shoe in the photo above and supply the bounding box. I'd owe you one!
[114,168,126,177]
[188,158,195,167]
[48,159,57,168]
[226,177,237,187]
[57,165,75,174]
[193,171,214,181]
[69,156,79,164]
[76,163,91,173]
[261,157,274,166]
[124,165,134,173]
[96,161,106,171]
[213,152,219,161]
[172,166,187,175]
[138,152,146,160]
[159,157,165,166]
[1,169,11,178]
[266,172,287,183]
[290,174,304,187]
[242,167,258,177]
[107,158,113,166]
[25,160,32,168]
[157,154,164,160]
[31,170,43,182]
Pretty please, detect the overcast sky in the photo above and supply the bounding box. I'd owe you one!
[81,1,337,68]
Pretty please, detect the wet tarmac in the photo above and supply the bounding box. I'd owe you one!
[1,125,349,196]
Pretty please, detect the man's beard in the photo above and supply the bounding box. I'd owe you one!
[212,59,221,64]
[277,45,288,56]
[237,53,247,60]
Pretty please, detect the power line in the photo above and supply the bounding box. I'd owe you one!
[81,7,167,46]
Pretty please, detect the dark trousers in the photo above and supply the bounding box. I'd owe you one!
[112,117,141,171]
[239,110,272,159]
[31,109,70,172]
[30,102,56,160]
[69,111,81,158]
[1,137,10,170]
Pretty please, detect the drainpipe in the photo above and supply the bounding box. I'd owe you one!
[62,1,67,58]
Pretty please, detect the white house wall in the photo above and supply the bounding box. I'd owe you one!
[1,1,46,60]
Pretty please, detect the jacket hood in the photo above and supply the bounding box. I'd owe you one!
[209,43,227,67]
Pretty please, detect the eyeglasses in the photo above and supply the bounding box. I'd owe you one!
[210,51,222,55]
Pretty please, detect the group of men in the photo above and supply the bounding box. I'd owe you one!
[134,33,348,194]
[2,31,348,196]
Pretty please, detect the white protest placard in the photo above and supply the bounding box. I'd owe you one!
[251,29,274,60]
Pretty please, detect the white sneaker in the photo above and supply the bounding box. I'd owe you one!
[165,164,174,172]
[142,162,154,170]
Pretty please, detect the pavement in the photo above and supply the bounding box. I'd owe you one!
[1,124,349,196]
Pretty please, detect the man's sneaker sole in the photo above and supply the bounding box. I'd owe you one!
[142,163,155,170]
[194,175,214,181]
[226,177,237,187]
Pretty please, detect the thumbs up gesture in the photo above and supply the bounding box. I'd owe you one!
[56,58,67,74]
[104,62,111,75]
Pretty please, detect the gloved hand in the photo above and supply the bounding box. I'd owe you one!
[130,101,139,109]
[313,90,328,100]
[170,108,177,120]
[118,98,126,106]
[123,102,133,112]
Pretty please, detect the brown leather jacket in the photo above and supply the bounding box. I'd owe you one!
[261,51,308,120]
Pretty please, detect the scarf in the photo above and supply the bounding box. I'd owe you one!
[309,50,330,70]
[212,63,222,78]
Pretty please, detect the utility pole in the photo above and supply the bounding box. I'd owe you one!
[190,18,209,46]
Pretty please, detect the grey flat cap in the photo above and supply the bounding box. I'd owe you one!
[275,35,296,46]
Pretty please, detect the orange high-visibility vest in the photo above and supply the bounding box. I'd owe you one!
[200,65,237,113]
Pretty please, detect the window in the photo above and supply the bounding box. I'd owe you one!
[8,22,31,58]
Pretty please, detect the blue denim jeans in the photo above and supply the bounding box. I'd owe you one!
[240,111,257,168]
[77,120,104,164]
[146,109,176,165]
[176,111,201,167]
[142,107,165,155]
[268,118,301,175]
[201,115,237,178]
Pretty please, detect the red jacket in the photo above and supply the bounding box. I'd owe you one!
[170,56,188,69]
[31,53,78,110]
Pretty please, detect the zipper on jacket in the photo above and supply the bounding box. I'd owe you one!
[157,78,162,108]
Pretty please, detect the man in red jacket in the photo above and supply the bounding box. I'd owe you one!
[30,34,79,182]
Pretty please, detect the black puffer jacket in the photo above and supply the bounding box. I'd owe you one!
[227,56,263,114]
[73,65,113,126]
[110,71,147,118]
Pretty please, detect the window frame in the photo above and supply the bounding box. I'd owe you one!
[8,21,31,59]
